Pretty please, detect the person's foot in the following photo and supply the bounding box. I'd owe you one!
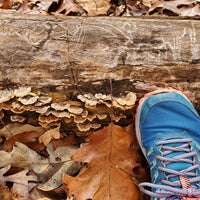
[135,89,200,199]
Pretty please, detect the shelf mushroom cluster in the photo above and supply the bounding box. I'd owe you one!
[0,87,137,135]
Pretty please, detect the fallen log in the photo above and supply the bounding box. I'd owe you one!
[0,11,200,135]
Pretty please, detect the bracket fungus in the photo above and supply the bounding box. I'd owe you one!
[35,105,50,114]
[51,102,70,111]
[35,96,52,106]
[67,106,83,115]
[113,92,137,110]
[14,87,32,98]
[76,123,101,132]
[50,110,71,118]
[0,89,14,103]
[78,92,136,110]
[0,87,137,136]
[11,102,28,114]
[18,94,39,105]
[10,115,26,123]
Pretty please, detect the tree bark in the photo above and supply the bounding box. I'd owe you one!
[0,11,200,134]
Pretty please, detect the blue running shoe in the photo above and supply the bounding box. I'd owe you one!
[135,89,200,199]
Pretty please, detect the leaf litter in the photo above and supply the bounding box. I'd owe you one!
[63,123,146,200]
[0,123,83,199]
[0,120,149,199]
[0,0,200,16]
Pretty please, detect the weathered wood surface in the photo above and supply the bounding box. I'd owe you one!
[0,11,200,133]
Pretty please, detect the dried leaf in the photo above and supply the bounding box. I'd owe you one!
[39,126,61,147]
[0,165,37,198]
[53,0,87,15]
[51,135,78,149]
[3,131,44,152]
[0,142,49,173]
[63,123,140,200]
[142,0,158,8]
[0,142,81,191]
[29,187,52,199]
[0,123,44,138]
[1,0,12,9]
[38,144,82,191]
[149,0,199,16]
[35,0,55,12]
[179,3,200,16]
[127,4,148,16]
[0,184,15,200]
[76,0,110,16]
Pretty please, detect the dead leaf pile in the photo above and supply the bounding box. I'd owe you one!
[146,0,200,16]
[0,123,81,200]
[0,121,149,200]
[0,0,199,16]
[109,0,200,16]
[63,123,147,200]
[0,0,109,15]
[0,165,37,199]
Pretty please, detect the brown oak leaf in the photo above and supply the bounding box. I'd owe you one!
[39,126,60,147]
[0,184,16,200]
[63,123,140,200]
[38,144,82,191]
[149,0,199,16]
[0,165,37,198]
[0,142,81,191]
[53,0,87,15]
[3,130,45,152]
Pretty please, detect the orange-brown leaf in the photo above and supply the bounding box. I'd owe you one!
[0,184,15,200]
[52,135,78,150]
[2,131,44,152]
[63,123,140,200]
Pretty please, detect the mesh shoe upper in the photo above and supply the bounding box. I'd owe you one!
[135,91,200,199]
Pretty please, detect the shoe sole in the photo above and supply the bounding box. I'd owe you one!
[135,88,191,160]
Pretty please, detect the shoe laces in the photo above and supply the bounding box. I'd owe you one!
[139,138,200,199]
